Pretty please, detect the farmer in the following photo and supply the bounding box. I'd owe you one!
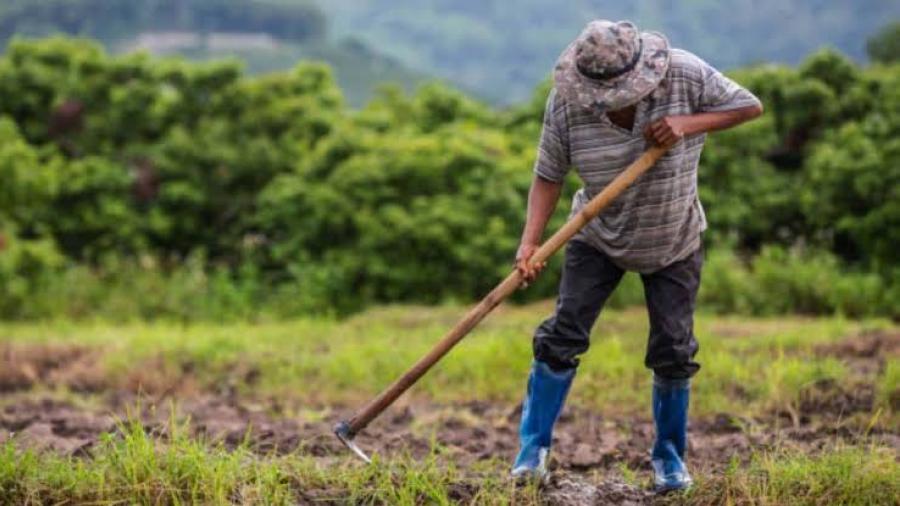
[512,20,763,491]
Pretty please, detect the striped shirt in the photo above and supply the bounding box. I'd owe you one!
[535,48,761,273]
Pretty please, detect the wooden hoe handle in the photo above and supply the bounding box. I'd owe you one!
[340,145,668,438]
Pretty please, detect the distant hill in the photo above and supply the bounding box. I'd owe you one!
[318,0,900,104]
[0,0,422,106]
[3,0,898,105]
[168,36,422,106]
[0,0,326,43]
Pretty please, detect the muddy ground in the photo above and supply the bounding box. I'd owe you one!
[0,330,898,505]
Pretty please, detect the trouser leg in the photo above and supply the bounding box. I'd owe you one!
[641,246,703,492]
[640,246,703,380]
[513,240,623,478]
[533,240,625,371]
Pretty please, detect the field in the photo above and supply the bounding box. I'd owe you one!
[0,9,898,505]
[0,302,897,505]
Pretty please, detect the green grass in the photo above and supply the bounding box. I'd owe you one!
[0,418,533,505]
[0,304,893,418]
[686,446,900,506]
[1,420,896,505]
[0,305,897,504]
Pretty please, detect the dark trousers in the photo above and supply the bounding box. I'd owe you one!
[533,240,702,380]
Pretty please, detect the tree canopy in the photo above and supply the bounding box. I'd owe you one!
[0,39,897,317]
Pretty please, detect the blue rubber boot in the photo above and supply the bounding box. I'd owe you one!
[511,361,576,480]
[651,376,693,492]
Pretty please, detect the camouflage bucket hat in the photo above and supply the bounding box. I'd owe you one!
[554,20,670,112]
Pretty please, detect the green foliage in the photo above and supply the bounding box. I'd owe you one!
[697,247,894,319]
[8,255,295,322]
[0,117,58,224]
[696,51,898,276]
[0,38,897,320]
[803,108,900,271]
[257,88,531,310]
[0,38,343,264]
[867,21,900,63]
[0,230,65,318]
[799,49,860,96]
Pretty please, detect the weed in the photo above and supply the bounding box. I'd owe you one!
[686,446,899,506]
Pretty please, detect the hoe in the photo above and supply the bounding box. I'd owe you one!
[334,145,669,462]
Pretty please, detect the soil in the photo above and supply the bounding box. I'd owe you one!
[815,328,900,378]
[1,330,898,505]
[1,390,896,505]
[0,342,107,393]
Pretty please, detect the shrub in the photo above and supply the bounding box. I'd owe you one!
[0,230,65,318]
[699,246,895,318]
[0,39,896,320]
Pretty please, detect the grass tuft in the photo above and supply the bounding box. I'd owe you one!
[686,446,900,506]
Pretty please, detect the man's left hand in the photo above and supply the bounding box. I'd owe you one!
[643,115,692,147]
[643,106,764,147]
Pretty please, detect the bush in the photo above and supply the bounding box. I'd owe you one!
[257,120,534,311]
[0,230,65,318]
[0,254,321,322]
[867,21,900,64]
[0,38,896,320]
[700,246,895,318]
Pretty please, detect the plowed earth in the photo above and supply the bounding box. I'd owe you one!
[1,330,898,505]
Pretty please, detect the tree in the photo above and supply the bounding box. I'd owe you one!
[867,21,900,63]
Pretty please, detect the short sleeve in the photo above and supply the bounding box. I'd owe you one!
[533,89,571,183]
[696,57,762,113]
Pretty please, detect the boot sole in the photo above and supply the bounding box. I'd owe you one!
[654,481,692,494]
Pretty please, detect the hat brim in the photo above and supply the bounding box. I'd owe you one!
[554,31,670,112]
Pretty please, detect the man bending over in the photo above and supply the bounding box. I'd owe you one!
[511,19,763,492]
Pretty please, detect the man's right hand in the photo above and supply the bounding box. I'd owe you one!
[515,242,546,287]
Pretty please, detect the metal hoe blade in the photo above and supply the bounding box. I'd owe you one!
[334,421,371,463]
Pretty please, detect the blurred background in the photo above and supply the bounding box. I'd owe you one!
[0,0,898,321]
[2,0,899,105]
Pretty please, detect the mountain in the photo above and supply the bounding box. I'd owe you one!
[0,0,326,43]
[0,0,422,106]
[317,0,900,104]
[2,1,897,105]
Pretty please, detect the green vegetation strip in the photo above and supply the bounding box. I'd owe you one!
[1,306,895,419]
[1,422,895,505]
[1,39,898,320]
[685,447,900,506]
[0,308,896,504]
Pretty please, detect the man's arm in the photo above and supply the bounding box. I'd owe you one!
[643,104,763,146]
[645,53,764,145]
[516,175,563,283]
[518,89,570,283]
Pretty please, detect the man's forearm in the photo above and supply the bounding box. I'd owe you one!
[682,105,763,136]
[645,104,763,146]
[521,175,563,245]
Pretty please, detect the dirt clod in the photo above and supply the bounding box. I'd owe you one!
[544,474,654,506]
